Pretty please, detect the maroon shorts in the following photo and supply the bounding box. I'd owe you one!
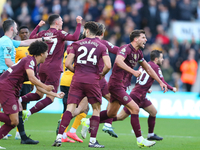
[108,83,132,105]
[130,92,152,108]
[99,78,109,97]
[67,81,102,105]
[0,90,19,115]
[39,71,61,93]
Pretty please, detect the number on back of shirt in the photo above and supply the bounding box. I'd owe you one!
[136,68,150,85]
[49,38,58,55]
[77,46,97,65]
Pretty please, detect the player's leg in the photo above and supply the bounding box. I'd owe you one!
[67,98,89,142]
[143,104,163,141]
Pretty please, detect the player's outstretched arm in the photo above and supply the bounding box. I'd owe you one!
[65,53,75,73]
[140,60,168,93]
[115,55,141,77]
[29,20,45,39]
[26,69,54,92]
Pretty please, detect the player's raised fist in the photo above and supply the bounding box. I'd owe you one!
[172,87,177,92]
[38,20,45,27]
[57,92,65,99]
[76,16,82,24]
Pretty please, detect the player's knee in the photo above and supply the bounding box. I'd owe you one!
[11,118,19,126]
[150,109,157,117]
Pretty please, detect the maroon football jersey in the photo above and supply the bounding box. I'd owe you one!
[109,44,144,87]
[97,39,119,72]
[29,24,81,72]
[69,37,109,84]
[132,61,173,99]
[0,56,38,96]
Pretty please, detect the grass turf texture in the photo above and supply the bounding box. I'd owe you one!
[1,113,199,150]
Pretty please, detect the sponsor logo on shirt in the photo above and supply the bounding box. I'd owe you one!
[120,48,126,55]
[158,68,163,77]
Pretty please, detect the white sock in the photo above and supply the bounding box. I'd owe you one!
[86,118,90,125]
[15,131,20,135]
[69,127,76,133]
[104,123,112,127]
[57,134,63,140]
[90,137,96,143]
[62,132,67,139]
[27,111,31,117]
[147,133,154,138]
[137,136,144,143]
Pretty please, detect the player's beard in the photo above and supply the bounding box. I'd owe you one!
[81,32,86,39]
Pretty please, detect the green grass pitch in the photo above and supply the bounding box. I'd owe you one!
[1,113,199,150]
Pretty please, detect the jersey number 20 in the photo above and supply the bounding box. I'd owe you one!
[136,68,150,85]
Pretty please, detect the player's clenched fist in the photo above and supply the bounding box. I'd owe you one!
[133,70,141,77]
[38,20,45,27]
[45,85,55,92]
[76,16,82,24]
[57,92,65,99]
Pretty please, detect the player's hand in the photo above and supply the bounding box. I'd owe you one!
[76,16,82,24]
[147,89,152,93]
[99,72,105,80]
[56,92,65,99]
[38,20,45,27]
[132,70,141,77]
[160,82,168,93]
[45,85,54,92]
[172,87,177,92]
[43,35,56,42]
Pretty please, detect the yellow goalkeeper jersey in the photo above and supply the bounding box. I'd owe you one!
[15,46,31,84]
[60,51,74,87]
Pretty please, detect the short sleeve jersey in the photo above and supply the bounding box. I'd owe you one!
[97,39,119,72]
[0,55,38,96]
[132,61,173,99]
[0,36,20,73]
[70,37,109,84]
[109,44,144,87]
[31,28,71,72]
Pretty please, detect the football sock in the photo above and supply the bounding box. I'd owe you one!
[130,114,142,137]
[137,136,144,143]
[90,116,100,138]
[62,132,67,139]
[147,133,154,138]
[21,93,41,103]
[104,123,111,127]
[90,137,96,143]
[64,126,68,133]
[30,97,52,114]
[0,124,15,140]
[71,112,87,131]
[148,116,155,133]
[112,117,117,122]
[58,111,72,135]
[17,111,28,140]
[69,127,76,133]
[99,110,110,123]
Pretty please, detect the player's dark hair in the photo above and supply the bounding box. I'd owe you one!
[129,30,145,42]
[28,41,48,56]
[84,21,98,35]
[18,25,29,32]
[150,50,162,61]
[48,14,60,25]
[96,22,106,36]
[2,19,15,32]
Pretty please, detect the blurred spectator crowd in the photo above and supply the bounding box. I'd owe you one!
[1,0,200,92]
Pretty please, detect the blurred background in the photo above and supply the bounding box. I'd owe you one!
[0,0,200,118]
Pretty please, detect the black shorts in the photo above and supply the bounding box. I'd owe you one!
[60,86,70,104]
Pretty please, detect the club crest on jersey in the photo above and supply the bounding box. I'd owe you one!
[123,96,128,101]
[61,30,68,36]
[12,104,17,111]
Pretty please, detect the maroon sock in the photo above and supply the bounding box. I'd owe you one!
[0,113,11,125]
[58,111,72,135]
[104,118,113,124]
[131,114,142,137]
[30,97,52,114]
[112,117,117,122]
[90,116,100,138]
[0,124,15,139]
[22,93,41,103]
[100,110,110,123]
[148,116,155,133]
